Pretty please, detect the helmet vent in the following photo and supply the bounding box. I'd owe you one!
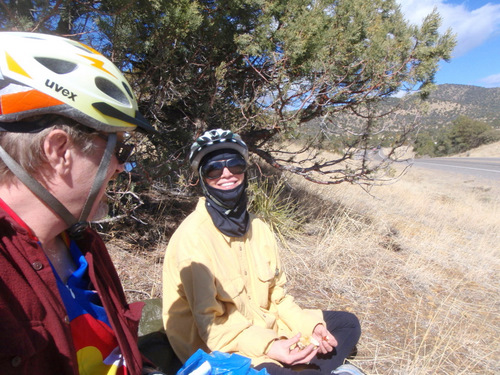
[122,82,134,100]
[95,77,129,105]
[35,57,77,74]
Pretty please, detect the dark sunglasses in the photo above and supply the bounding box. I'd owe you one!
[98,134,135,164]
[202,157,247,179]
[114,140,135,164]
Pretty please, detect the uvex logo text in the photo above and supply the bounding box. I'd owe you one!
[45,80,77,101]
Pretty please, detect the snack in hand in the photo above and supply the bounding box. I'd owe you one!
[291,335,320,350]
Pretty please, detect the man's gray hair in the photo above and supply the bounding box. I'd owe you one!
[0,117,99,184]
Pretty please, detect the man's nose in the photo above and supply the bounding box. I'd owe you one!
[115,160,126,174]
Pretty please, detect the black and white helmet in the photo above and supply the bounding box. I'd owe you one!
[189,129,248,172]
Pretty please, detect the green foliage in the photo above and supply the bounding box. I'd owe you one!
[413,116,499,157]
[447,116,494,153]
[0,0,102,34]
[433,133,452,156]
[247,175,304,244]
[1,0,456,184]
[413,132,436,157]
[478,129,500,145]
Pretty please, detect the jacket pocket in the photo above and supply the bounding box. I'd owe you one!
[0,320,49,368]
[254,242,277,284]
[216,275,245,302]
[254,262,276,309]
[256,262,275,283]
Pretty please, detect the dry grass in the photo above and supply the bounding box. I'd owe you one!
[452,140,500,158]
[284,161,500,374]
[106,142,500,375]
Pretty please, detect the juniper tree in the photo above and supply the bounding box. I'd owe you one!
[1,0,455,185]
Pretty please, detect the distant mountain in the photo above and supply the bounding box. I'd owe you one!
[415,84,500,130]
[301,84,500,137]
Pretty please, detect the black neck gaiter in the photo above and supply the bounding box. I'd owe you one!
[203,181,250,237]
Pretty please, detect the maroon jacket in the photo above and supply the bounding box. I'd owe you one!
[0,204,145,374]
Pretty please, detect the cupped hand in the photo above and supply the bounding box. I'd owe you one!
[312,324,337,354]
[266,334,318,366]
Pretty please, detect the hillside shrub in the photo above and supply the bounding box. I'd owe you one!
[247,174,305,245]
[413,132,436,157]
[414,116,498,157]
[447,116,493,152]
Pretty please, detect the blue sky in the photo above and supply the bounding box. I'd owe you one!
[397,0,500,88]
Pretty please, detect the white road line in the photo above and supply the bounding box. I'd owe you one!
[414,161,500,174]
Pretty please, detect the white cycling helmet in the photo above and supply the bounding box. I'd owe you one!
[0,32,155,237]
[0,31,155,134]
[189,129,249,173]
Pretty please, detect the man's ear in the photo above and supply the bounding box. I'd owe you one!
[43,129,73,176]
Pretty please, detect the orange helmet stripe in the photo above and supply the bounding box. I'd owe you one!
[0,90,64,115]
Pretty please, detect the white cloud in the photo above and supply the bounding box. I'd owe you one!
[396,0,500,57]
[480,73,500,88]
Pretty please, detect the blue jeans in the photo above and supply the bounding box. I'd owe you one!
[254,311,361,375]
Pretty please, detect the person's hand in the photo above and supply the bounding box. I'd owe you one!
[266,334,318,366]
[312,324,337,355]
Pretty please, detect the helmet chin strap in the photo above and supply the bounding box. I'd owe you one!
[78,133,116,224]
[0,134,116,238]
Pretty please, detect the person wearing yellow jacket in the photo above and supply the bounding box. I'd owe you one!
[162,129,363,375]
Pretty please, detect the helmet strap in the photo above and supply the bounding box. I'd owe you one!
[78,133,116,223]
[0,144,79,231]
[0,133,117,238]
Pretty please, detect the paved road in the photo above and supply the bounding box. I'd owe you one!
[411,157,500,181]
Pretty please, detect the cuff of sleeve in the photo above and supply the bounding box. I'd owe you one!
[301,309,325,335]
[263,338,279,355]
[238,326,280,358]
